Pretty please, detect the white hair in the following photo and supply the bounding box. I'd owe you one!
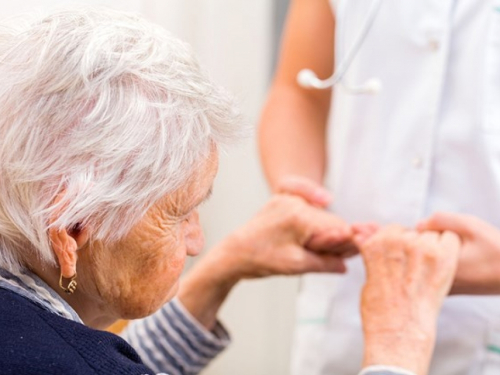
[0,7,243,272]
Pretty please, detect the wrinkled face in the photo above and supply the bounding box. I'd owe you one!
[78,151,218,320]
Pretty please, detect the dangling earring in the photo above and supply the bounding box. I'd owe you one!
[59,273,77,295]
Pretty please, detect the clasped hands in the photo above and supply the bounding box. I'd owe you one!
[240,175,500,375]
[213,174,500,298]
[184,175,500,375]
[270,175,500,294]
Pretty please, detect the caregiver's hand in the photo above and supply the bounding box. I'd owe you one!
[178,194,354,329]
[276,174,362,258]
[419,212,500,294]
[276,174,332,208]
[359,226,460,375]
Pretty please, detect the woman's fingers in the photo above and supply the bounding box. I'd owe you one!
[352,222,380,245]
[305,230,357,257]
[290,249,347,274]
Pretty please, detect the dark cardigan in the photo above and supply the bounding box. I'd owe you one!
[0,287,156,375]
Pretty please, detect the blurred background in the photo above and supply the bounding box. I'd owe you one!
[0,1,298,374]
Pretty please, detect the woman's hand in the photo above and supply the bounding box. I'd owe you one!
[359,226,460,375]
[178,194,355,329]
[216,194,355,280]
[418,212,500,294]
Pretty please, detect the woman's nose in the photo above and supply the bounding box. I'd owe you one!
[184,211,205,256]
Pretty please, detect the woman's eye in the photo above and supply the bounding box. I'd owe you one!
[181,212,192,222]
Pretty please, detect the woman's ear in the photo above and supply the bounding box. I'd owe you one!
[49,226,79,278]
[68,223,90,249]
[49,224,89,279]
[49,190,90,278]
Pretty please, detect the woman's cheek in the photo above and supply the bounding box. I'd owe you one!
[158,228,187,290]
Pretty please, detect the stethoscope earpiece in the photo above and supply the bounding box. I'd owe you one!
[297,69,339,90]
[297,0,384,94]
[296,69,317,89]
[342,78,383,95]
[364,78,383,94]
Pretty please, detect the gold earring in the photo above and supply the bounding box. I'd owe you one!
[59,272,77,295]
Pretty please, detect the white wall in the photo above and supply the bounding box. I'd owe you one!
[0,1,300,374]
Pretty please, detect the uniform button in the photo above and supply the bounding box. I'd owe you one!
[412,157,423,168]
[428,38,441,51]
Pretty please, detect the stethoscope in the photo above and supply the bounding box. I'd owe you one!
[297,0,384,94]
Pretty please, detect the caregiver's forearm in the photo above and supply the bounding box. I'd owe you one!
[258,0,333,191]
[177,238,241,330]
[258,84,329,190]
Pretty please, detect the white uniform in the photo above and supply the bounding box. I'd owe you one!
[291,1,500,374]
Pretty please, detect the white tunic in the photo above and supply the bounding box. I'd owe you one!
[292,1,500,374]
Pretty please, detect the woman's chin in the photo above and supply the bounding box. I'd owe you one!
[115,282,180,319]
[163,281,180,302]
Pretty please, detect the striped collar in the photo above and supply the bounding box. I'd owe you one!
[0,267,82,323]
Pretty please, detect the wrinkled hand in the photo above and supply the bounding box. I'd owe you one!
[219,194,355,280]
[359,225,460,375]
[419,212,500,294]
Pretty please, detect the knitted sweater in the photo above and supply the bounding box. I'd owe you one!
[0,268,229,375]
[0,286,154,375]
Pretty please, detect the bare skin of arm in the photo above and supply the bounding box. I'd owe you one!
[259,0,335,190]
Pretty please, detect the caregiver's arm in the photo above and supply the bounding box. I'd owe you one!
[178,194,353,330]
[258,0,334,194]
[359,226,461,375]
[419,212,500,294]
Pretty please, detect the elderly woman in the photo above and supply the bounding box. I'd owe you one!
[0,7,463,375]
